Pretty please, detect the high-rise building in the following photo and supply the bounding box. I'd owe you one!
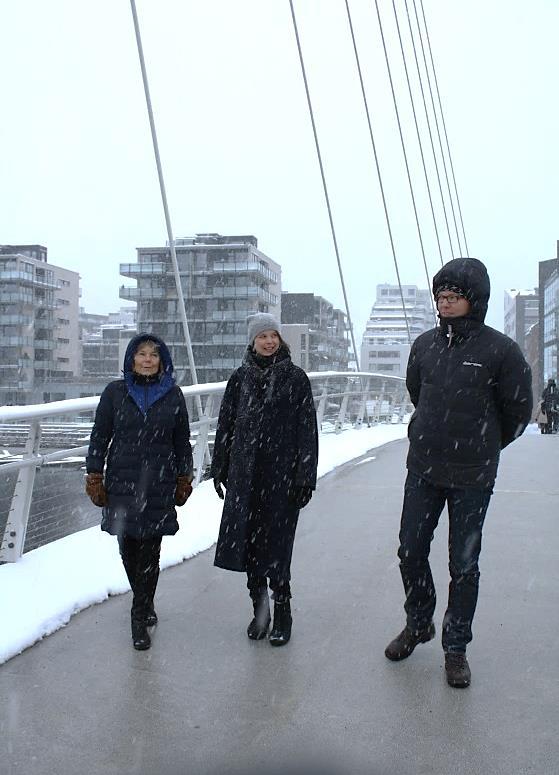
[360,284,434,378]
[0,244,80,404]
[539,242,559,388]
[281,293,349,372]
[120,234,281,384]
[504,288,539,357]
[81,308,137,380]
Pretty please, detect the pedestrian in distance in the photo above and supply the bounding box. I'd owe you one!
[85,334,193,651]
[385,258,533,687]
[534,401,548,434]
[541,378,558,434]
[211,313,318,646]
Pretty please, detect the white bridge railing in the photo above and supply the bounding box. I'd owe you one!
[0,372,409,562]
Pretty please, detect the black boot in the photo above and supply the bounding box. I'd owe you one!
[145,603,158,628]
[269,600,292,647]
[131,616,151,650]
[444,652,471,688]
[384,622,435,661]
[247,591,271,640]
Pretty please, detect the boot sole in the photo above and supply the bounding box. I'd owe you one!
[269,636,291,647]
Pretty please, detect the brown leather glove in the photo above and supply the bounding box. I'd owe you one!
[85,472,107,507]
[175,474,193,506]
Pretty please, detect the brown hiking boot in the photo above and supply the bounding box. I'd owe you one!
[444,652,471,688]
[384,622,435,661]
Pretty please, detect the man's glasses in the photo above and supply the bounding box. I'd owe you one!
[436,294,463,305]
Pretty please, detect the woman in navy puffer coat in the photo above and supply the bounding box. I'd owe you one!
[86,333,193,650]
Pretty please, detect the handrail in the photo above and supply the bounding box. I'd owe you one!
[0,372,409,562]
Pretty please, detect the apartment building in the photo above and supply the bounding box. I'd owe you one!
[281,293,349,372]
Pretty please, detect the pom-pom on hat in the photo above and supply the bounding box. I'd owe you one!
[247,313,281,344]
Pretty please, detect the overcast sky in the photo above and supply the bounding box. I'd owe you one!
[1,0,557,348]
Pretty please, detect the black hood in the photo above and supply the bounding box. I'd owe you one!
[123,333,174,377]
[432,257,490,323]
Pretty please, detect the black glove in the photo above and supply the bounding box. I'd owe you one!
[214,478,225,500]
[291,485,313,510]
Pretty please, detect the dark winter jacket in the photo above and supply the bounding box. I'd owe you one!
[541,380,558,414]
[407,258,533,490]
[86,334,193,538]
[211,347,318,580]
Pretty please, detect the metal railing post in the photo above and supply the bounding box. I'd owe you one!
[193,394,215,485]
[335,377,351,434]
[354,378,370,429]
[0,420,41,562]
[316,379,329,429]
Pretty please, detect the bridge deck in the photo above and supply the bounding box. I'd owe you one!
[1,433,557,775]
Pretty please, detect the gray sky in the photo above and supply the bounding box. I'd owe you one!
[1,0,558,346]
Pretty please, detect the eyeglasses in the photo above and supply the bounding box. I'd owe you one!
[436,294,463,305]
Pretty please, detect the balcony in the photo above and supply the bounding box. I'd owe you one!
[0,314,34,326]
[211,286,277,305]
[211,310,249,321]
[34,339,56,350]
[2,336,34,347]
[211,334,247,345]
[119,285,168,300]
[120,262,167,277]
[209,358,239,369]
[0,291,34,304]
[212,262,279,284]
[0,270,34,284]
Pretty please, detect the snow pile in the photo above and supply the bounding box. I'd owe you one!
[0,423,407,664]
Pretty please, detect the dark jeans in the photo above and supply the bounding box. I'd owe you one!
[118,535,162,622]
[247,573,291,603]
[398,472,492,653]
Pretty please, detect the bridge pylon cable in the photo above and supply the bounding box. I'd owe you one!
[372,0,436,323]
[410,0,463,256]
[417,0,469,255]
[390,0,443,290]
[288,0,361,369]
[344,0,412,342]
[129,0,202,416]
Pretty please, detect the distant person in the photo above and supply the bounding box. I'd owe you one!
[541,378,558,433]
[534,400,548,434]
[85,334,193,650]
[385,258,532,687]
[211,313,318,646]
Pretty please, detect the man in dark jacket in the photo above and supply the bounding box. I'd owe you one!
[384,258,532,687]
[541,378,558,433]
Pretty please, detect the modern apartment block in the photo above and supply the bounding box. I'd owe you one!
[360,284,434,378]
[281,293,349,372]
[0,244,80,404]
[504,288,539,357]
[539,242,559,388]
[120,233,281,384]
[81,308,137,380]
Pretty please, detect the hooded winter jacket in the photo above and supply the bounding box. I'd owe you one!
[406,258,533,490]
[86,334,193,537]
[211,346,318,580]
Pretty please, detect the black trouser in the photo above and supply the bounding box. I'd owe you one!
[118,535,162,622]
[398,472,492,653]
[246,573,291,604]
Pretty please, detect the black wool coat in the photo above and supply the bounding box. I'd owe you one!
[407,258,533,490]
[211,348,318,580]
[86,335,193,538]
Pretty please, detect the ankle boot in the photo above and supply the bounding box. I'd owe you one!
[247,591,271,640]
[269,600,292,647]
[131,617,151,650]
[145,603,158,628]
[384,622,435,661]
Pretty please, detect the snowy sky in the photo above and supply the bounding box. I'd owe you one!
[1,0,557,343]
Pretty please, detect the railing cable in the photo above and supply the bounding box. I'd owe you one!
[344,0,412,341]
[417,0,469,254]
[288,0,361,368]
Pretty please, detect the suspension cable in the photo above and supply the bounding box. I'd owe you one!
[402,0,454,260]
[129,0,203,417]
[390,0,443,286]
[344,0,412,341]
[373,0,436,324]
[288,0,362,368]
[418,0,469,255]
[411,0,463,255]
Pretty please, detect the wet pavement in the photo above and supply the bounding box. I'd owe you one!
[0,433,557,775]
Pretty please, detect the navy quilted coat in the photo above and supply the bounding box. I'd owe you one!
[86,334,193,538]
